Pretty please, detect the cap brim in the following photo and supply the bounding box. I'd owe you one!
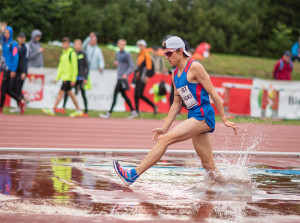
[183,49,191,57]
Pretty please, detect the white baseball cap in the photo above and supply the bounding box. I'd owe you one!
[162,36,191,57]
[136,39,147,47]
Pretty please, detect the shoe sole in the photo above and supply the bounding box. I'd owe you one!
[113,160,131,186]
[42,109,54,116]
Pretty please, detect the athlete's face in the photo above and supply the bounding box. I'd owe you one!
[164,48,182,66]
[4,29,10,40]
[62,41,70,50]
[74,40,82,52]
[118,40,126,51]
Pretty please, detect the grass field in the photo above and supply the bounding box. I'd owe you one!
[42,44,300,80]
[3,107,300,125]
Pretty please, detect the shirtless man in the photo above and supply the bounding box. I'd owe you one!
[114,36,237,186]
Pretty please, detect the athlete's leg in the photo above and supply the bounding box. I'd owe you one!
[139,81,156,111]
[63,92,68,109]
[192,133,226,182]
[67,90,80,110]
[134,80,141,113]
[120,85,134,111]
[80,86,88,113]
[53,90,65,110]
[135,118,211,176]
[109,81,121,113]
[0,71,10,108]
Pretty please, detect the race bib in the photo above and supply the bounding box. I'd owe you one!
[177,85,198,109]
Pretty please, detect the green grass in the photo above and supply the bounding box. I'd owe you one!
[4,107,300,125]
[42,44,300,80]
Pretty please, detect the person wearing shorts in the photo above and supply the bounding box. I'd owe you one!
[42,37,83,117]
[60,39,89,116]
[113,36,237,186]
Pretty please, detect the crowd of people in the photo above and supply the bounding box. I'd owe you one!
[0,22,169,117]
[0,21,299,116]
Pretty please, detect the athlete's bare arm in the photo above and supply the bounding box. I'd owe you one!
[152,72,182,141]
[189,62,238,135]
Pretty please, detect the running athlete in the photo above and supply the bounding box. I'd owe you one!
[114,36,237,186]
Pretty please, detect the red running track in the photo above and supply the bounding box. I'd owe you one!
[0,114,300,153]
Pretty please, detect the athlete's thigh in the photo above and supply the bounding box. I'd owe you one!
[161,118,211,145]
[192,133,214,161]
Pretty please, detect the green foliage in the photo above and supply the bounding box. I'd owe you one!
[0,0,299,58]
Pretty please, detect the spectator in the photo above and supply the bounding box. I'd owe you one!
[61,39,89,116]
[152,45,167,74]
[42,37,83,117]
[291,37,300,62]
[273,51,293,80]
[82,32,104,71]
[0,22,7,47]
[0,26,26,114]
[10,32,28,113]
[131,39,156,118]
[28,29,44,68]
[100,39,136,119]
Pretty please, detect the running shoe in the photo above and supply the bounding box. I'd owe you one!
[10,107,20,113]
[99,112,111,118]
[19,100,26,115]
[55,108,66,114]
[113,160,139,186]
[42,108,55,116]
[69,110,83,118]
[83,113,89,117]
[127,111,139,119]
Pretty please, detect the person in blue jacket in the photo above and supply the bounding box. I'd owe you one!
[291,37,300,62]
[0,26,26,114]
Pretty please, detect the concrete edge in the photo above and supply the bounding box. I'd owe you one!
[0,147,299,157]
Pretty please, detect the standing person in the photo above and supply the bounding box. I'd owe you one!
[273,51,293,80]
[10,32,28,113]
[83,32,104,71]
[28,29,43,68]
[60,39,89,116]
[291,37,300,62]
[113,36,237,186]
[0,26,26,114]
[42,37,83,117]
[100,39,136,119]
[131,39,156,119]
[152,45,167,74]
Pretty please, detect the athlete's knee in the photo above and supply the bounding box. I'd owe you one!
[157,134,174,147]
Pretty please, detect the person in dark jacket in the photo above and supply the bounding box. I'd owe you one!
[60,39,89,116]
[273,51,293,80]
[0,26,25,114]
[9,32,28,113]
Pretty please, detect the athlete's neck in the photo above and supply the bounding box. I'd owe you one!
[177,58,190,71]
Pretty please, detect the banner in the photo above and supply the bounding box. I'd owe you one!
[251,79,300,119]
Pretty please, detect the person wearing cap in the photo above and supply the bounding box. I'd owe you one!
[9,32,29,113]
[113,36,238,186]
[130,39,156,119]
[273,51,293,80]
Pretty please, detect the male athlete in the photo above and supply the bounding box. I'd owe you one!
[114,36,237,186]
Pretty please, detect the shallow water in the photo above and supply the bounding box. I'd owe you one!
[0,154,299,222]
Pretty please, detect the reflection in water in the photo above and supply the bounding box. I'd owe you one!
[0,155,299,222]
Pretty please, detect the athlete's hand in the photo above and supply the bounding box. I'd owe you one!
[71,82,76,87]
[83,80,87,84]
[10,71,16,78]
[223,119,238,135]
[152,128,166,141]
[52,80,57,84]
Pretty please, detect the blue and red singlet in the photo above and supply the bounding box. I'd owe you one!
[174,59,215,132]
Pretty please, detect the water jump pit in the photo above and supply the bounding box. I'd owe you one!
[0,152,299,223]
